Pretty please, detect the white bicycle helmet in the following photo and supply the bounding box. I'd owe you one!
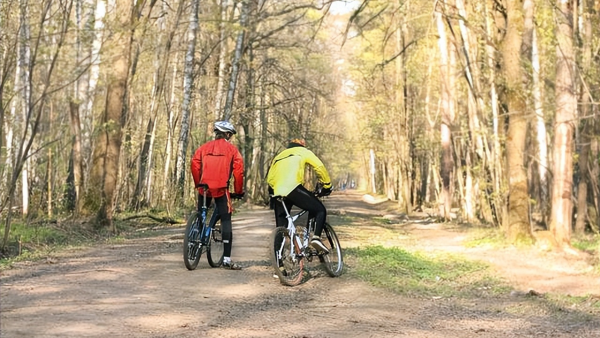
[214,120,237,134]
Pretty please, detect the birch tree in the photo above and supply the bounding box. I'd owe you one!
[223,0,249,121]
[175,0,200,198]
[214,0,229,120]
[18,0,31,217]
[2,0,73,250]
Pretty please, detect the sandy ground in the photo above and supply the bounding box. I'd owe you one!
[1,190,599,337]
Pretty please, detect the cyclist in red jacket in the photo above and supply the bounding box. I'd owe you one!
[191,121,245,270]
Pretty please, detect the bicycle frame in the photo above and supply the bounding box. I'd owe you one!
[270,192,343,285]
[277,198,315,262]
[197,188,220,245]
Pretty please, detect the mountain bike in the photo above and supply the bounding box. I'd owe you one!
[183,184,224,270]
[269,190,343,286]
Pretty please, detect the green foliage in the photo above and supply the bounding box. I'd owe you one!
[345,245,507,297]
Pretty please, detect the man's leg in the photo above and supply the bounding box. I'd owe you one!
[214,195,241,270]
[286,186,328,253]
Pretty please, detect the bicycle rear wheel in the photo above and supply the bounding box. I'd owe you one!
[183,212,204,270]
[207,208,224,267]
[270,227,304,286]
[319,222,343,277]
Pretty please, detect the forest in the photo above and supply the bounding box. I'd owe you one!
[0,0,598,255]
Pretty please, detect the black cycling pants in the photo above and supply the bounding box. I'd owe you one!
[274,185,327,237]
[205,195,233,257]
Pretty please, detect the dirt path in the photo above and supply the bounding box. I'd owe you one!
[1,191,599,338]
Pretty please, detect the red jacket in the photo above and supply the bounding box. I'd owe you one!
[190,138,244,198]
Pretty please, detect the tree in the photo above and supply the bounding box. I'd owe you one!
[500,0,534,243]
[549,0,577,249]
[223,0,249,121]
[435,1,455,221]
[174,0,200,198]
[574,0,597,235]
[2,0,73,250]
[85,0,134,231]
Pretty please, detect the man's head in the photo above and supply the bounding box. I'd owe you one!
[214,121,236,140]
[288,138,306,148]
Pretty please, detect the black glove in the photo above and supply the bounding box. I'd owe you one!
[231,192,245,200]
[318,186,332,197]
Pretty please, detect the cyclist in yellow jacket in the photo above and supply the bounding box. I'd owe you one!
[266,138,332,253]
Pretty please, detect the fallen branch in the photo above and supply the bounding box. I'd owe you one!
[121,214,180,224]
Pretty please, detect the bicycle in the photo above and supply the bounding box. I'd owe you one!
[269,188,343,286]
[183,183,225,270]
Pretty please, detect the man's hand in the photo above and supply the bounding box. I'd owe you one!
[318,186,332,197]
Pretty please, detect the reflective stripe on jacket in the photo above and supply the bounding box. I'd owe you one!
[266,146,331,196]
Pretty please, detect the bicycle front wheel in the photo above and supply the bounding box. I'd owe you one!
[319,222,344,277]
[183,212,203,270]
[270,227,304,286]
[207,208,224,267]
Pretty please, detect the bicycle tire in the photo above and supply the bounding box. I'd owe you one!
[207,207,224,267]
[183,212,203,270]
[319,222,344,277]
[270,227,304,286]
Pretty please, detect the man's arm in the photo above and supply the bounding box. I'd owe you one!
[306,151,331,189]
[232,149,245,194]
[190,146,203,186]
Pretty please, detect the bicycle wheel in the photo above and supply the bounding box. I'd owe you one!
[319,222,343,277]
[183,212,203,270]
[207,208,224,267]
[270,227,304,286]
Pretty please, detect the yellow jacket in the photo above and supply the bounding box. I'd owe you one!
[266,146,331,196]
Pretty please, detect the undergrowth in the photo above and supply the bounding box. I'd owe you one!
[344,245,508,298]
[0,211,185,270]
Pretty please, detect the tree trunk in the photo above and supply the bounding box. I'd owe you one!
[549,0,577,249]
[501,0,533,243]
[396,7,411,214]
[574,0,595,234]
[223,0,249,121]
[532,26,549,224]
[214,0,229,120]
[162,56,179,203]
[484,0,504,226]
[435,3,455,221]
[83,0,106,184]
[591,121,600,232]
[175,0,200,198]
[68,102,84,214]
[19,0,31,217]
[86,0,134,232]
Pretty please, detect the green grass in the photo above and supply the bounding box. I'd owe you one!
[572,234,600,252]
[463,228,508,248]
[345,245,508,298]
[0,212,183,270]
